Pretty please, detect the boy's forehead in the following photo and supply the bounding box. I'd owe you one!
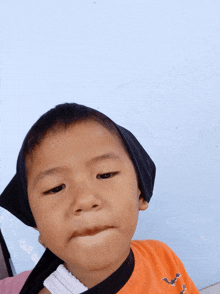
[43,120,127,153]
[27,119,130,167]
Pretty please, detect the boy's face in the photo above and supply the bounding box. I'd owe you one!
[27,119,148,278]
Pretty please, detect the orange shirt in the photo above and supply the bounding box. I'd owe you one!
[119,239,200,294]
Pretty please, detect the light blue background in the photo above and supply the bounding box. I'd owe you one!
[0,0,220,291]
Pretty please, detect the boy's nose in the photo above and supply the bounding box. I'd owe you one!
[73,193,101,214]
[68,180,102,214]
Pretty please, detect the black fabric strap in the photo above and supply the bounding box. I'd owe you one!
[20,249,63,293]
[20,248,134,294]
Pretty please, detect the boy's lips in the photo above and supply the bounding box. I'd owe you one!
[71,225,113,238]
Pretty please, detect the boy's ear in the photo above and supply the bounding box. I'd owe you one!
[139,194,149,211]
[38,234,47,249]
[137,188,149,211]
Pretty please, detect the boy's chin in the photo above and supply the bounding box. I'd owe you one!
[66,245,125,271]
[63,245,130,287]
[63,235,131,274]
[67,255,118,272]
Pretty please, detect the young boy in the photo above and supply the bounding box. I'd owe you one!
[0,103,200,293]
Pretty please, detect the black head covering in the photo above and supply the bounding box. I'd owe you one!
[0,103,156,228]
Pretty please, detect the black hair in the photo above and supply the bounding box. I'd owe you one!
[23,103,121,160]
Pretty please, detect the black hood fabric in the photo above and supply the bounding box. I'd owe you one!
[0,103,156,228]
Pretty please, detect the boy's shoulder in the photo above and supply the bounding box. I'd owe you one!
[0,270,32,294]
[130,239,183,276]
[120,240,200,293]
[131,239,177,258]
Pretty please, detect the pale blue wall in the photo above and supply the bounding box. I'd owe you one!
[0,0,220,290]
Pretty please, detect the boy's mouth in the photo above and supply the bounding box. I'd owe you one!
[71,225,113,238]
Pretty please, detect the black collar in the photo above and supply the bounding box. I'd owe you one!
[20,248,134,294]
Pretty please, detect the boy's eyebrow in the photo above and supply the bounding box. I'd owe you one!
[32,152,121,188]
[32,167,70,188]
[86,152,121,165]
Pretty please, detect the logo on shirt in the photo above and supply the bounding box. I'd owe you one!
[180,284,187,294]
[162,273,187,293]
[162,273,181,285]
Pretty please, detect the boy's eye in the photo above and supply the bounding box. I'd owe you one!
[97,172,118,179]
[43,184,66,195]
